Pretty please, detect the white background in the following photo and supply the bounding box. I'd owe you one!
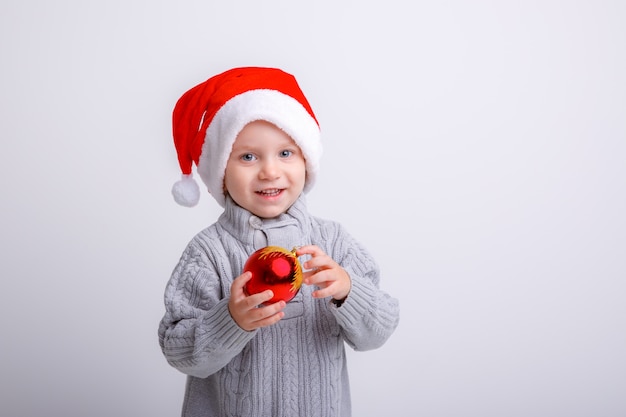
[1,1,625,416]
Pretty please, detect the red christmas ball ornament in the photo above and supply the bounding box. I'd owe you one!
[243,246,303,304]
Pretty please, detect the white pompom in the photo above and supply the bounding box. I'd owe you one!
[171,174,200,207]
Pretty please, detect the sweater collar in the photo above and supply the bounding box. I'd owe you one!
[218,194,312,249]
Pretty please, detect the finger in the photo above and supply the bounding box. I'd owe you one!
[231,271,253,297]
[311,279,344,299]
[256,300,286,319]
[295,245,322,257]
[303,268,330,286]
[244,289,276,309]
[311,287,331,299]
[252,309,285,328]
[302,269,316,283]
[303,255,333,271]
[248,301,286,327]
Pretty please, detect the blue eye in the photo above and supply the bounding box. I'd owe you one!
[241,153,256,162]
[280,150,293,158]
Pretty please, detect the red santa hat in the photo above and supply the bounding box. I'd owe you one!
[171,67,322,207]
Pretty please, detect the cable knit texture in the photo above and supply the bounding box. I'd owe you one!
[158,195,400,417]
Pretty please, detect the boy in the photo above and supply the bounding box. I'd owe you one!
[158,67,399,417]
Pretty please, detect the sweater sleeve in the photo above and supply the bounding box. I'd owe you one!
[157,240,256,378]
[321,223,400,351]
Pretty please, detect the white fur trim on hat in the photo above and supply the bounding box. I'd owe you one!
[197,89,322,207]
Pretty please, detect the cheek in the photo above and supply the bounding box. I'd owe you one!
[299,167,308,186]
[293,159,307,184]
[223,164,240,189]
[223,170,238,194]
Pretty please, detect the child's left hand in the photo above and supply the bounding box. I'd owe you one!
[296,245,351,302]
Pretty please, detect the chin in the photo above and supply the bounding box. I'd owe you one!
[253,208,286,219]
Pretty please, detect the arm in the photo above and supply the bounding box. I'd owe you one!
[331,269,400,351]
[305,224,400,351]
[157,241,256,378]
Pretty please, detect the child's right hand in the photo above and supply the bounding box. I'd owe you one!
[228,271,286,331]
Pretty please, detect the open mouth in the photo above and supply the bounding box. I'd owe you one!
[256,188,283,197]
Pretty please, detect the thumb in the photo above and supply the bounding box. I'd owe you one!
[231,271,253,295]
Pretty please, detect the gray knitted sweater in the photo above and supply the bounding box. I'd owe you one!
[158,195,400,417]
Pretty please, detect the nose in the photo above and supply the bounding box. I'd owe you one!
[258,158,280,180]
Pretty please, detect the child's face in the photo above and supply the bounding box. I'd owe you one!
[224,120,306,219]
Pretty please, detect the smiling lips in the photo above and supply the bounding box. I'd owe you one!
[256,188,283,197]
